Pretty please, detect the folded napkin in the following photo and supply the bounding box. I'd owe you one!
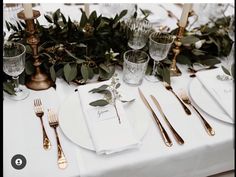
[77,81,140,155]
[196,68,233,120]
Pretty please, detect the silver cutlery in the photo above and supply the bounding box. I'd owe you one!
[150,95,185,145]
[138,88,172,147]
[34,98,51,150]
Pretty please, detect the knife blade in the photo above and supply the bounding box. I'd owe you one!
[150,95,184,145]
[138,88,172,147]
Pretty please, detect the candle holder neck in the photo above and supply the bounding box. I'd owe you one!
[169,24,186,77]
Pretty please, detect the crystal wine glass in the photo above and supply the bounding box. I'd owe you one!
[127,18,152,50]
[3,42,30,100]
[146,32,174,82]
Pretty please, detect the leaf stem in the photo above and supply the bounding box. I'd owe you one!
[113,101,121,124]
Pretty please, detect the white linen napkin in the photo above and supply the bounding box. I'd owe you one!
[196,68,233,120]
[77,80,140,155]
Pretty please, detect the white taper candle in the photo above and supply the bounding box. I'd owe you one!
[179,3,192,27]
[23,3,33,18]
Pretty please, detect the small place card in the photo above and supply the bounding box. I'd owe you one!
[87,105,117,122]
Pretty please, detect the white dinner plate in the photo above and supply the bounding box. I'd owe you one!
[188,78,233,124]
[59,89,151,151]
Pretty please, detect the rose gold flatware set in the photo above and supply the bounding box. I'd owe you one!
[33,98,68,169]
[138,86,215,146]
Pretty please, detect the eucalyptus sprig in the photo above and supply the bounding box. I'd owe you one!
[89,74,135,124]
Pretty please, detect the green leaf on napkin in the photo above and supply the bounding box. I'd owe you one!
[89,84,109,93]
[89,99,109,106]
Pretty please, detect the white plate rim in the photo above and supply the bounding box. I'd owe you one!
[188,78,234,124]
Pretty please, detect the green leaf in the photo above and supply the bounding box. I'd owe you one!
[81,64,89,81]
[53,9,60,23]
[199,58,221,66]
[176,54,192,66]
[121,99,135,103]
[44,15,53,23]
[89,84,109,93]
[25,60,35,75]
[89,11,97,25]
[50,65,56,81]
[16,21,22,31]
[222,66,231,76]
[63,63,78,82]
[19,21,26,28]
[3,82,16,95]
[99,90,112,99]
[192,49,207,56]
[5,21,10,31]
[61,13,67,24]
[162,66,170,85]
[89,99,109,106]
[88,67,94,79]
[80,8,88,27]
[65,49,85,63]
[9,22,18,31]
[99,63,110,73]
[181,36,200,45]
[99,66,115,80]
[115,83,121,89]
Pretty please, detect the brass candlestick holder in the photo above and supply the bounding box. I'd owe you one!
[169,23,186,77]
[17,10,53,90]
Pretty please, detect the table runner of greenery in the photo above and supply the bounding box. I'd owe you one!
[3,7,233,95]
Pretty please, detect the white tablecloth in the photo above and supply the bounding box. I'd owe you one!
[3,3,235,177]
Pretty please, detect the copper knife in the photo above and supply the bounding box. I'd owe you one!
[138,88,172,147]
[150,95,184,145]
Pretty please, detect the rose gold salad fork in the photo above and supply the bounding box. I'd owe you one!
[48,109,68,169]
[34,98,51,150]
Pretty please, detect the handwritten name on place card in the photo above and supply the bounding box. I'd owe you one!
[87,105,117,122]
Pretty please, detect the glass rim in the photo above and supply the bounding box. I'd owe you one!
[3,42,26,59]
[124,50,150,64]
[149,32,174,45]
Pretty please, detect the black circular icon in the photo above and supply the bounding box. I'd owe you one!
[11,154,27,170]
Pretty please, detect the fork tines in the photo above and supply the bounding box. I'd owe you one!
[34,98,42,107]
[33,98,44,114]
[48,109,59,126]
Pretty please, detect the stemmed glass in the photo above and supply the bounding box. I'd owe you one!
[146,32,174,82]
[127,18,152,50]
[3,42,30,100]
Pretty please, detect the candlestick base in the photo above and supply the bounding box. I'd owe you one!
[170,64,182,76]
[26,72,54,90]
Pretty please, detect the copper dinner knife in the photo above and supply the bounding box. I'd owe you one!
[138,88,172,147]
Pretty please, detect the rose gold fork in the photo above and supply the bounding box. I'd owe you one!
[34,99,51,150]
[48,109,68,169]
[179,91,215,136]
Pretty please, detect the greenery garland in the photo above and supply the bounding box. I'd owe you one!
[3,8,233,95]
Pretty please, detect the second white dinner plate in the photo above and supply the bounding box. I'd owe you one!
[59,89,151,151]
[188,78,234,124]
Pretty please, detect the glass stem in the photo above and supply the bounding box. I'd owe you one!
[12,76,21,93]
[152,61,157,76]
